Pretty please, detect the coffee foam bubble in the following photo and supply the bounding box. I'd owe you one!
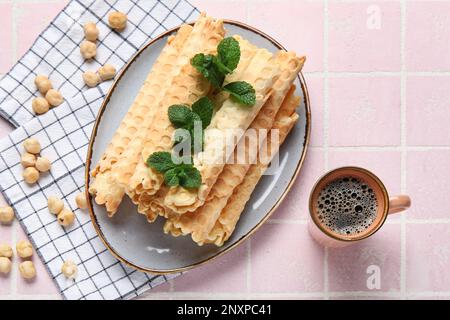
[316,177,378,235]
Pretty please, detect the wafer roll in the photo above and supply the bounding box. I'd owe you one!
[205,111,300,246]
[164,84,303,243]
[88,24,193,216]
[164,52,304,216]
[126,14,226,201]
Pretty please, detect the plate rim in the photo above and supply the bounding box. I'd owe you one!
[85,19,312,274]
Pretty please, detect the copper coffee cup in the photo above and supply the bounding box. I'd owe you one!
[308,167,411,247]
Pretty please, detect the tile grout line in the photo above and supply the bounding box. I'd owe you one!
[400,0,407,300]
[323,0,330,300]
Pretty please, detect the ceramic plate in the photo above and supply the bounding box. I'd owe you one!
[86,20,311,274]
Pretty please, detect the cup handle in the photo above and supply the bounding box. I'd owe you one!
[388,195,411,214]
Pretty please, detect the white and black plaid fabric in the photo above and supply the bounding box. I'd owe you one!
[0,0,199,300]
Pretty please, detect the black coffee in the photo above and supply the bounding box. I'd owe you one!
[316,177,378,235]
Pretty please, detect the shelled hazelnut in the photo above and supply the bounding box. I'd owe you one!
[34,75,53,95]
[0,206,14,224]
[19,261,36,280]
[80,40,97,60]
[108,11,127,31]
[83,22,99,42]
[16,240,33,259]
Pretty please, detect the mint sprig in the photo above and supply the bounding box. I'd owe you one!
[191,37,256,106]
[146,152,202,189]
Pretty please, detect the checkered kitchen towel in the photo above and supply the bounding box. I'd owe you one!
[0,0,199,300]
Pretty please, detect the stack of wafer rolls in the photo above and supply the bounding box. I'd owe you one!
[89,13,306,247]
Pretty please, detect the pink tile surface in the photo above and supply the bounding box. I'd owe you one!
[0,4,13,73]
[247,0,324,72]
[406,76,450,146]
[274,149,324,220]
[406,150,450,220]
[173,244,247,293]
[329,76,401,147]
[328,224,401,292]
[406,2,450,71]
[406,224,450,292]
[329,1,401,72]
[250,223,324,293]
[16,1,68,58]
[16,226,58,295]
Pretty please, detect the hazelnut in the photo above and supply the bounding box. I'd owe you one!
[0,206,14,224]
[21,152,36,167]
[23,167,40,184]
[80,40,97,59]
[0,243,13,258]
[34,75,53,95]
[35,157,51,172]
[0,257,12,274]
[45,89,63,107]
[75,193,88,210]
[83,22,99,42]
[108,11,127,31]
[16,240,33,258]
[61,260,78,279]
[57,208,75,227]
[19,261,36,280]
[23,138,41,154]
[32,97,50,115]
[98,64,116,81]
[82,71,101,88]
[48,196,64,215]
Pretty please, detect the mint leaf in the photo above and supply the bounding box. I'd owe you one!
[217,37,240,73]
[191,54,224,88]
[168,105,193,128]
[146,152,175,173]
[191,97,214,129]
[179,166,202,189]
[164,168,180,186]
[223,81,256,106]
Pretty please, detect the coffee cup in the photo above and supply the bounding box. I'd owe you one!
[308,166,411,247]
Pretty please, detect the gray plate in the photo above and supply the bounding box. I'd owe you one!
[86,21,311,274]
